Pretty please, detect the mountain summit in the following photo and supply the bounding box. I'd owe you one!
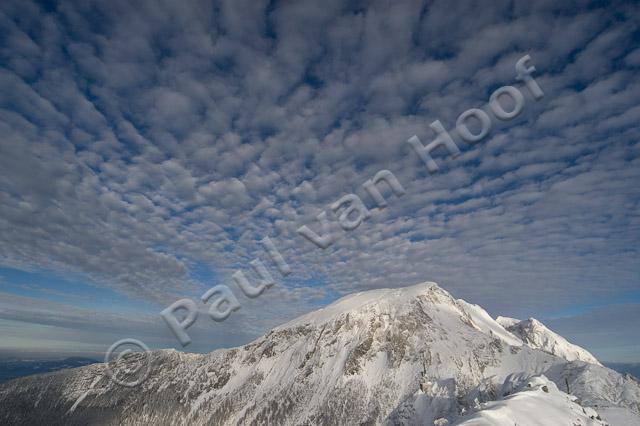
[0,282,638,425]
[496,316,602,365]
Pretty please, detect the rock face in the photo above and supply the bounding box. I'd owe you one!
[0,282,638,425]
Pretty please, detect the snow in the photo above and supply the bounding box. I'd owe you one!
[499,317,602,365]
[66,376,101,414]
[454,375,607,426]
[495,316,520,328]
[598,407,640,426]
[544,360,640,417]
[456,300,523,347]
[277,281,443,329]
[1,281,638,426]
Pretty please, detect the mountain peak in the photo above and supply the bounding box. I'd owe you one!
[1,280,634,425]
[498,316,602,366]
[276,281,450,329]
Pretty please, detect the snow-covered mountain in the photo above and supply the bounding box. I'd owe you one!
[496,316,602,365]
[0,282,638,425]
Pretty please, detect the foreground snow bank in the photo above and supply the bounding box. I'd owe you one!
[454,375,628,426]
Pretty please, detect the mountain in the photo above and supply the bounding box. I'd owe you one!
[0,282,638,425]
[0,357,99,384]
[496,316,602,365]
[604,363,640,380]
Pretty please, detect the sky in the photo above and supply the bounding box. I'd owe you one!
[0,0,639,363]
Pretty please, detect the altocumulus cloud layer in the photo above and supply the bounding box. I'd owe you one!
[0,0,639,360]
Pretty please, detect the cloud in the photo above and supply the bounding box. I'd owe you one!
[0,0,638,357]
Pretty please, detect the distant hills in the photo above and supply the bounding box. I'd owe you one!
[0,357,99,384]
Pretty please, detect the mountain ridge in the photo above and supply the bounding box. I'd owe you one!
[496,316,602,366]
[0,281,638,425]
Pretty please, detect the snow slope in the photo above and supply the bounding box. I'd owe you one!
[0,282,637,426]
[545,360,640,421]
[454,375,609,426]
[497,316,602,365]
